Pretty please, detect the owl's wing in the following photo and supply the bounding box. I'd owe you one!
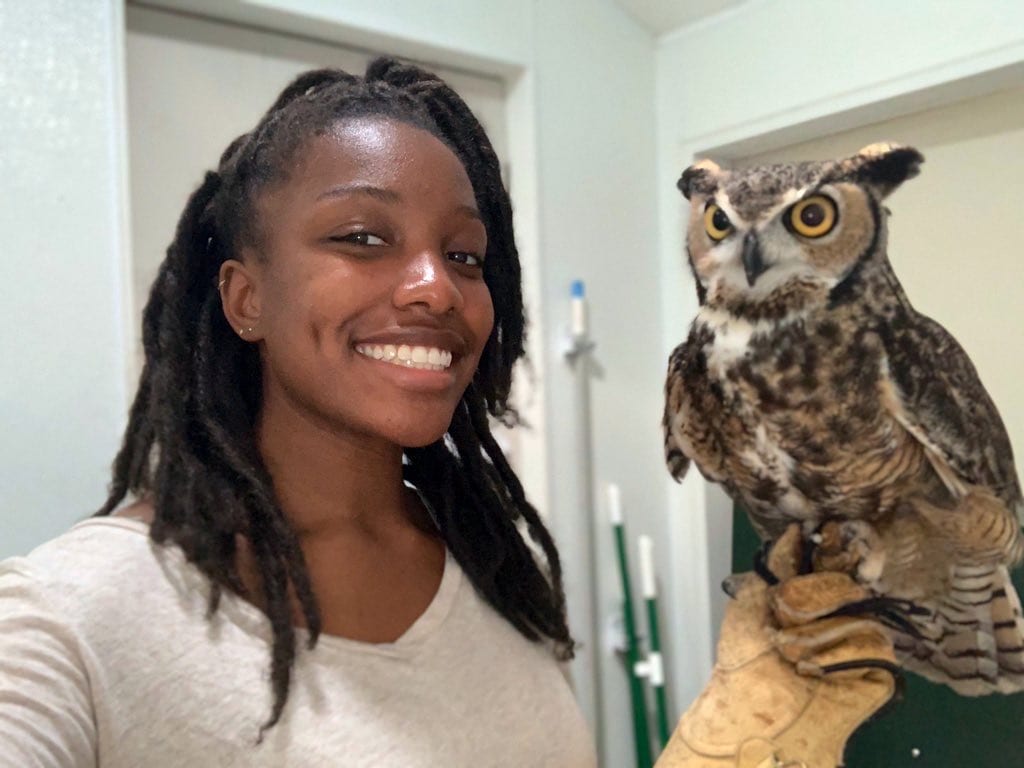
[663,340,694,481]
[880,309,1022,512]
[663,323,732,483]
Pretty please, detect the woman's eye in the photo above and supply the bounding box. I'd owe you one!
[334,231,386,246]
[449,251,484,268]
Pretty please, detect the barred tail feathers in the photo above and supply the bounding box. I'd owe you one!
[896,563,1024,695]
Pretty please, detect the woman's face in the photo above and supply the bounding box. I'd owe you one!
[236,117,494,449]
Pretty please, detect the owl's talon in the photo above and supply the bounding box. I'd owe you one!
[812,519,885,582]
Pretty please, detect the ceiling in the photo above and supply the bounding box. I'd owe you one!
[613,0,746,35]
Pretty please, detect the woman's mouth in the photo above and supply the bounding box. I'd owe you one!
[355,343,453,372]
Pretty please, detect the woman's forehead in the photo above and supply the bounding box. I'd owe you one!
[288,118,475,197]
[248,117,479,230]
[311,118,461,168]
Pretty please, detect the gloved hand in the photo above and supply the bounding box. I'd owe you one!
[655,525,897,768]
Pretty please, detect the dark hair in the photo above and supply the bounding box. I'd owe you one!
[98,57,574,735]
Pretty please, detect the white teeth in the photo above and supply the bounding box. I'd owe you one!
[356,344,453,371]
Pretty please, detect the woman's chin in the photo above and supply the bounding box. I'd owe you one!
[398,427,455,450]
[379,414,458,451]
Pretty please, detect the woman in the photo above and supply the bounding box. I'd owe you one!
[0,58,595,767]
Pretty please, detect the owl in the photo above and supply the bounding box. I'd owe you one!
[663,143,1024,695]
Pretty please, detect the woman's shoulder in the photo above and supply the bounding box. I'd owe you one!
[0,510,159,615]
[19,511,152,566]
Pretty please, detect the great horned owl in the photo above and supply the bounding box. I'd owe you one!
[663,143,1024,695]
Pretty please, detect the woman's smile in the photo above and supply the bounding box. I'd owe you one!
[355,344,454,371]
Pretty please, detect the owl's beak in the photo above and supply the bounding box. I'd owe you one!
[741,233,767,287]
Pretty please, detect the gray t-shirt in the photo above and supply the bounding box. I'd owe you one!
[0,518,596,767]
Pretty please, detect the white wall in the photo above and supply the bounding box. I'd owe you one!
[529,5,664,760]
[655,0,1024,708]
[0,0,129,557]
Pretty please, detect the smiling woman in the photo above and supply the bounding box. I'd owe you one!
[0,59,595,768]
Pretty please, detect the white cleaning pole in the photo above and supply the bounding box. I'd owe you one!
[571,279,587,339]
[563,278,603,752]
[608,482,623,526]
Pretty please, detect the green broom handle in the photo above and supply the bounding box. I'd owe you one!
[609,484,653,768]
[638,535,671,748]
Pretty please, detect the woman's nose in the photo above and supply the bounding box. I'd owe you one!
[392,249,463,314]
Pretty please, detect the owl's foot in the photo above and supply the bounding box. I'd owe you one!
[812,519,886,584]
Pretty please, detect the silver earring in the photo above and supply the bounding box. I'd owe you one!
[239,326,255,336]
[218,278,227,291]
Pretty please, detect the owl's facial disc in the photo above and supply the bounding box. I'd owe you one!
[707,189,811,293]
[686,163,886,311]
[740,186,849,292]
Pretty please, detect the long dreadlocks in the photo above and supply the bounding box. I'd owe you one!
[98,57,574,734]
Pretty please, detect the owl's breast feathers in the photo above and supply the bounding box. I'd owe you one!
[663,272,1022,541]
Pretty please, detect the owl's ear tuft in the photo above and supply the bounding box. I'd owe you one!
[678,159,722,200]
[851,143,924,198]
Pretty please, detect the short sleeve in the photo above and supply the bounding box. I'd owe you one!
[0,560,96,768]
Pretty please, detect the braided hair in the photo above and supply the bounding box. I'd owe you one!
[98,57,574,734]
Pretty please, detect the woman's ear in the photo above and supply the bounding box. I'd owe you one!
[218,258,264,341]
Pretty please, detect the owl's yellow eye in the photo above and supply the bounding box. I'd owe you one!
[704,204,732,241]
[788,195,837,238]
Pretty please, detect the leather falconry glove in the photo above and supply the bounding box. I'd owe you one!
[655,524,898,768]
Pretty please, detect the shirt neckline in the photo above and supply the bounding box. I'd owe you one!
[72,516,463,658]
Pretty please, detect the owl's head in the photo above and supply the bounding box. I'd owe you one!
[678,143,923,311]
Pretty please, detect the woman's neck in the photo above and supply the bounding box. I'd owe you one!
[255,390,414,541]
